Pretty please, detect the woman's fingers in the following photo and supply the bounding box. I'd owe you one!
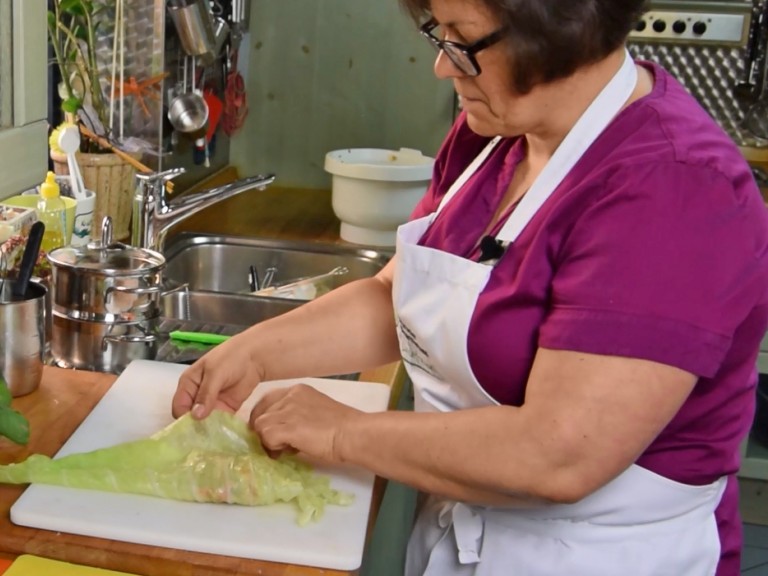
[249,385,359,463]
[250,387,292,420]
[171,362,205,418]
[172,343,257,420]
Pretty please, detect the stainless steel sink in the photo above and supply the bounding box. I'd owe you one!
[160,289,301,325]
[155,289,304,364]
[154,234,392,365]
[162,233,392,295]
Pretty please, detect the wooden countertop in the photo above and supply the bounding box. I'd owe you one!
[0,167,407,575]
[168,166,345,243]
[0,363,404,576]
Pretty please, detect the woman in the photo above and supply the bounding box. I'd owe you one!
[172,0,768,573]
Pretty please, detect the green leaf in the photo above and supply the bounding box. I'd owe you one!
[0,376,29,445]
[61,97,82,113]
[72,23,88,41]
[60,0,87,17]
[47,11,57,29]
[0,376,11,407]
[0,406,29,446]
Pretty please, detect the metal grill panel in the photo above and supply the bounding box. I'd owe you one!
[629,0,768,146]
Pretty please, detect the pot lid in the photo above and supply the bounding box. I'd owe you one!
[47,217,165,272]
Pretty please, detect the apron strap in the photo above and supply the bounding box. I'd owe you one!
[430,501,485,567]
[496,49,637,244]
[433,136,502,219]
[429,50,638,249]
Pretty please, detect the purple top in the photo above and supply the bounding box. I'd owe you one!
[411,61,768,574]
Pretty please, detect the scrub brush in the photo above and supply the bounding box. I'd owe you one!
[48,122,78,155]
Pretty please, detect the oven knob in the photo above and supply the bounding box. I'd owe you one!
[635,19,647,32]
[653,19,667,33]
[673,20,686,34]
[693,21,707,35]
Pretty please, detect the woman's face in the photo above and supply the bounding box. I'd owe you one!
[430,0,549,138]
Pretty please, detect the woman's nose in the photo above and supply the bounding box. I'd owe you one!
[434,50,464,79]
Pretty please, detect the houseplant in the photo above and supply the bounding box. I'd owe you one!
[46,0,142,240]
[47,0,110,149]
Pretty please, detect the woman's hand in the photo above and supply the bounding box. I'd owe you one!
[171,334,262,419]
[249,384,363,462]
[170,268,400,423]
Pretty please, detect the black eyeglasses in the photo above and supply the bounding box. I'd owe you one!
[419,18,507,77]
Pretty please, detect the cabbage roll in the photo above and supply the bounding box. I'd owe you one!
[0,410,352,525]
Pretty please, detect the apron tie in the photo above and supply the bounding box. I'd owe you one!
[437,501,484,565]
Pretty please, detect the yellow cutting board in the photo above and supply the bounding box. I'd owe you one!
[4,555,139,575]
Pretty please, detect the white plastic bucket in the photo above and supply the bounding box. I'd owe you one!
[324,148,434,246]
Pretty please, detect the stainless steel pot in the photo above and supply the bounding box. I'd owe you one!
[52,313,158,373]
[47,218,165,373]
[47,218,165,323]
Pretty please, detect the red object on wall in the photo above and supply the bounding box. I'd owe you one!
[203,88,224,143]
[222,49,248,136]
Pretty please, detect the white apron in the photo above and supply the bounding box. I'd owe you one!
[393,51,727,576]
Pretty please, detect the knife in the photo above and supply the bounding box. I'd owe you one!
[168,331,231,345]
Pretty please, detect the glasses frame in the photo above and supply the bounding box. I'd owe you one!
[419,18,507,77]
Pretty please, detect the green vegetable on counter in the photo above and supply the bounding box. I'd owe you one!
[0,375,29,445]
[0,410,351,525]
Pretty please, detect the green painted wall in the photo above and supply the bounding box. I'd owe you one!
[230,0,455,190]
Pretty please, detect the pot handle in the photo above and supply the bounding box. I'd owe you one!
[105,285,163,314]
[105,284,162,300]
[102,333,157,351]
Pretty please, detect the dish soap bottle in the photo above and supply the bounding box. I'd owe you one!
[37,171,67,252]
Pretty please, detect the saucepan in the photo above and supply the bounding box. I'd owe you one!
[47,218,165,323]
[168,91,209,136]
[167,54,209,137]
[46,217,165,373]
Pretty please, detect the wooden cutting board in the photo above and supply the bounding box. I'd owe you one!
[4,555,139,575]
[9,361,391,572]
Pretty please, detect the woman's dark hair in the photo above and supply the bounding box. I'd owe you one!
[400,0,649,93]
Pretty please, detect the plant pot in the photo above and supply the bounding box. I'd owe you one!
[50,150,141,242]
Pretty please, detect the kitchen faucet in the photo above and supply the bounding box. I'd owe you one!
[131,168,276,252]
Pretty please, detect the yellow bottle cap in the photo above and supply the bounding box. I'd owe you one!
[40,171,61,199]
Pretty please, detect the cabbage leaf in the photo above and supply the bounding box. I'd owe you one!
[0,410,352,525]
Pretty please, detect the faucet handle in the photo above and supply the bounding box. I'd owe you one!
[136,167,185,184]
[136,167,185,205]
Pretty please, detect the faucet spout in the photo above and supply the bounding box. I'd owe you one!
[132,171,276,252]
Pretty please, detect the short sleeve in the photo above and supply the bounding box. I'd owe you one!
[538,160,768,377]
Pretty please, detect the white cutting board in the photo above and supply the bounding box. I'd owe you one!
[10,360,391,571]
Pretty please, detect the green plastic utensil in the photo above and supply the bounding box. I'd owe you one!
[169,331,231,345]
